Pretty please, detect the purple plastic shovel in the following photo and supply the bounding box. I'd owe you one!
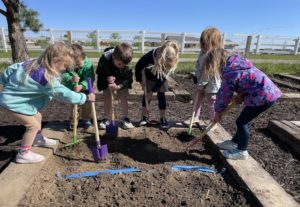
[88,78,108,162]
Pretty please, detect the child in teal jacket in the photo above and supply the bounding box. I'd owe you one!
[61,44,95,129]
[0,43,95,164]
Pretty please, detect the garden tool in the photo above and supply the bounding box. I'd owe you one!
[185,98,237,152]
[187,90,200,135]
[88,78,108,162]
[63,81,84,147]
[106,89,118,138]
[142,69,158,126]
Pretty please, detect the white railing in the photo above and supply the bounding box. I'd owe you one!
[0,27,299,55]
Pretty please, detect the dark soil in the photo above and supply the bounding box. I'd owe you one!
[0,74,299,206]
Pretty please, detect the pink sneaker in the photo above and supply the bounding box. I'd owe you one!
[15,150,44,164]
[33,134,57,147]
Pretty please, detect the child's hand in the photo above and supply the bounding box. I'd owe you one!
[87,93,96,102]
[72,76,80,83]
[107,76,116,84]
[74,85,83,92]
[108,83,120,91]
[235,93,246,104]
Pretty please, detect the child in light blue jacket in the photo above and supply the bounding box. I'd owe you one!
[0,42,95,164]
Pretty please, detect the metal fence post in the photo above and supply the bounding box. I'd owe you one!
[141,30,145,53]
[255,35,261,54]
[49,28,54,44]
[181,32,186,53]
[1,27,8,52]
[97,30,101,52]
[294,37,300,55]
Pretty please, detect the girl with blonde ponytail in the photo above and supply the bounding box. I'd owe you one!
[135,40,179,128]
[0,42,95,164]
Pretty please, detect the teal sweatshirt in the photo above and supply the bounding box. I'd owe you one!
[61,57,95,93]
[0,61,87,116]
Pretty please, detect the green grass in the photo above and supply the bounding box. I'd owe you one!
[1,61,299,76]
[0,50,198,59]
[248,54,300,60]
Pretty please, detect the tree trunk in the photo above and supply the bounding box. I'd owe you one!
[7,19,29,62]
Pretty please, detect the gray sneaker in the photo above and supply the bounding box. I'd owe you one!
[217,140,238,150]
[222,149,249,160]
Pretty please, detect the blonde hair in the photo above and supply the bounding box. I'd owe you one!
[201,48,229,80]
[200,27,223,51]
[151,40,179,80]
[25,42,74,82]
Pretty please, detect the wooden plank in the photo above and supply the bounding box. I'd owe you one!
[268,120,300,154]
[290,121,300,127]
[275,74,300,82]
[0,123,66,207]
[197,120,299,207]
[281,120,300,132]
[272,78,300,90]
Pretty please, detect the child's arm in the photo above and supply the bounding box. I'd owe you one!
[214,78,235,113]
[96,57,109,90]
[80,62,95,91]
[0,63,19,86]
[45,79,87,105]
[135,51,154,82]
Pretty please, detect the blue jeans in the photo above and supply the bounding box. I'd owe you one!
[232,102,275,150]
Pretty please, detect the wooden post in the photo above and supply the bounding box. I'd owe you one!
[97,30,101,52]
[161,33,166,45]
[294,37,300,55]
[49,28,54,44]
[181,32,186,53]
[67,31,72,44]
[1,27,7,52]
[222,33,226,48]
[245,35,252,57]
[141,30,145,53]
[255,35,261,54]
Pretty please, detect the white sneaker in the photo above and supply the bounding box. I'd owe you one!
[222,149,249,160]
[217,140,238,150]
[122,118,134,129]
[32,134,57,147]
[183,116,200,126]
[99,119,110,129]
[15,150,44,164]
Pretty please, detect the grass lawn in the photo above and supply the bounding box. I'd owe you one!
[2,62,299,76]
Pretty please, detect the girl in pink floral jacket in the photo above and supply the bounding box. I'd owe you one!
[202,49,281,160]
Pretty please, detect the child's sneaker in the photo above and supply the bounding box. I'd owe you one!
[15,150,44,164]
[99,119,110,129]
[82,120,93,129]
[222,149,248,160]
[122,117,134,129]
[217,140,238,150]
[32,134,57,147]
[160,117,170,129]
[183,116,200,126]
[139,116,148,126]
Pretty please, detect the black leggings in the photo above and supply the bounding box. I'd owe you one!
[142,92,166,110]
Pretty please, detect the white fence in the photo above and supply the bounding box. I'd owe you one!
[0,27,299,55]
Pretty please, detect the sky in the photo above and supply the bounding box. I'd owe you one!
[1,0,300,37]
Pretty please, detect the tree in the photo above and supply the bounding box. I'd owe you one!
[110,32,121,46]
[0,0,42,62]
[132,35,141,49]
[87,30,97,46]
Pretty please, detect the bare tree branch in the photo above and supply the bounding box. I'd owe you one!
[0,8,7,17]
